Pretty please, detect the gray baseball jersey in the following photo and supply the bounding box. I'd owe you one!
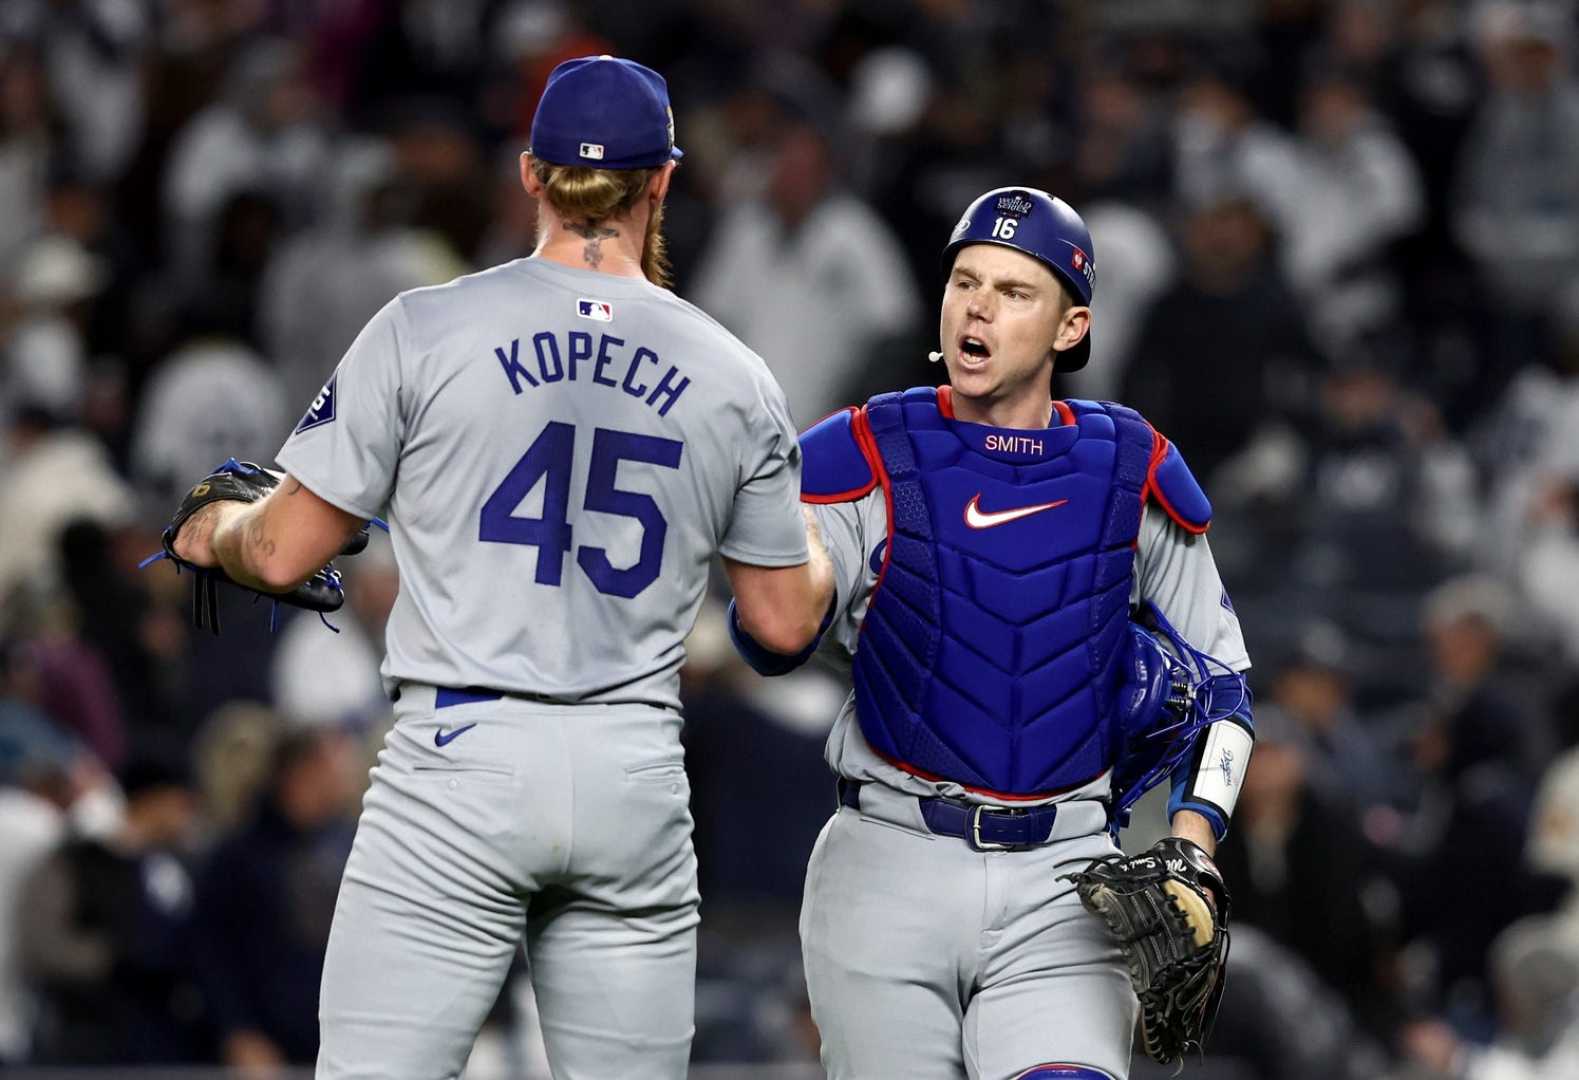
[276,257,808,710]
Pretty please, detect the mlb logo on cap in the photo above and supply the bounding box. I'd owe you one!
[577,299,613,322]
[579,143,605,160]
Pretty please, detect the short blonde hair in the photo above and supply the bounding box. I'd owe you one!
[530,158,670,286]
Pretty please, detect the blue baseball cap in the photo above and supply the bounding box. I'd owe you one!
[530,55,683,170]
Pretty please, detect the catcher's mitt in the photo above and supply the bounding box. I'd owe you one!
[149,459,369,634]
[1065,837,1231,1065]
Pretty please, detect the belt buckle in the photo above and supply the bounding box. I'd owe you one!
[969,803,1012,852]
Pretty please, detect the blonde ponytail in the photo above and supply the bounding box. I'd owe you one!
[530,159,672,287]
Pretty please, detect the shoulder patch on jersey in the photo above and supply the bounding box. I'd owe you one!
[294,373,338,434]
[1145,433,1212,533]
[800,407,877,503]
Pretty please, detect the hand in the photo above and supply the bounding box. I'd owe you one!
[170,501,229,568]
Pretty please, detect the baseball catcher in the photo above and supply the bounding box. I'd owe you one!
[728,186,1256,1080]
[146,458,371,633]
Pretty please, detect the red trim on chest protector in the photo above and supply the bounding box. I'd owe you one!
[1139,428,1209,536]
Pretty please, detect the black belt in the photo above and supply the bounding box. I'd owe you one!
[838,779,1062,852]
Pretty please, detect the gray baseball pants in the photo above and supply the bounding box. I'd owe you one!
[316,689,699,1079]
[800,781,1137,1079]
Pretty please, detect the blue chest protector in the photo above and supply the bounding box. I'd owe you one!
[851,388,1157,796]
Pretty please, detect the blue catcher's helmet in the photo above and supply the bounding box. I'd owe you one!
[943,187,1096,371]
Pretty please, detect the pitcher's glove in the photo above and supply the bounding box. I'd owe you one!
[1064,837,1231,1065]
[153,459,369,633]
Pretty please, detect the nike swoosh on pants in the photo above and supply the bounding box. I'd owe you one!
[434,723,477,747]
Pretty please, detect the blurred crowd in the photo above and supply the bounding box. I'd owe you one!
[3,0,1579,1076]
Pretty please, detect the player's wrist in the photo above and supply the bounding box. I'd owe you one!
[1168,809,1218,858]
[207,501,255,571]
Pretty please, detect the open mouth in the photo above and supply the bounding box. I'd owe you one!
[958,335,991,362]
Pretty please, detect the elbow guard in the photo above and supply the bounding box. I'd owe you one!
[1167,673,1254,841]
[728,595,836,677]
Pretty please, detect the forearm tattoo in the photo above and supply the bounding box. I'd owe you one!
[245,509,277,561]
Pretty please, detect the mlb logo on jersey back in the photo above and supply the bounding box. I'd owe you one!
[577,299,613,322]
[294,373,337,434]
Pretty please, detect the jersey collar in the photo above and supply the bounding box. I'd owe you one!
[936,386,1079,463]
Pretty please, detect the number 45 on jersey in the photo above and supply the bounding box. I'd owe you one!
[480,422,682,600]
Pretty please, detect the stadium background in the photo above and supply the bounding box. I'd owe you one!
[2,0,1579,1076]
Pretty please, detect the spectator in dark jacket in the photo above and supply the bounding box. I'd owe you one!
[20,756,202,1064]
[1214,711,1390,1021]
[1121,193,1321,481]
[1388,578,1568,1017]
[189,728,356,1068]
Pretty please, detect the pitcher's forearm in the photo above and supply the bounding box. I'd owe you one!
[209,501,292,593]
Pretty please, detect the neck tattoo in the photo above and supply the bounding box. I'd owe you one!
[567,221,620,270]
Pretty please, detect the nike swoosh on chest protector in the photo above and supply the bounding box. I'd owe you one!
[963,493,1069,529]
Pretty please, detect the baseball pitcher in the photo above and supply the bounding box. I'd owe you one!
[731,188,1255,1079]
[162,57,832,1079]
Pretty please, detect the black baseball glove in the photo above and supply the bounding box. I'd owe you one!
[151,459,369,634]
[1064,837,1231,1065]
